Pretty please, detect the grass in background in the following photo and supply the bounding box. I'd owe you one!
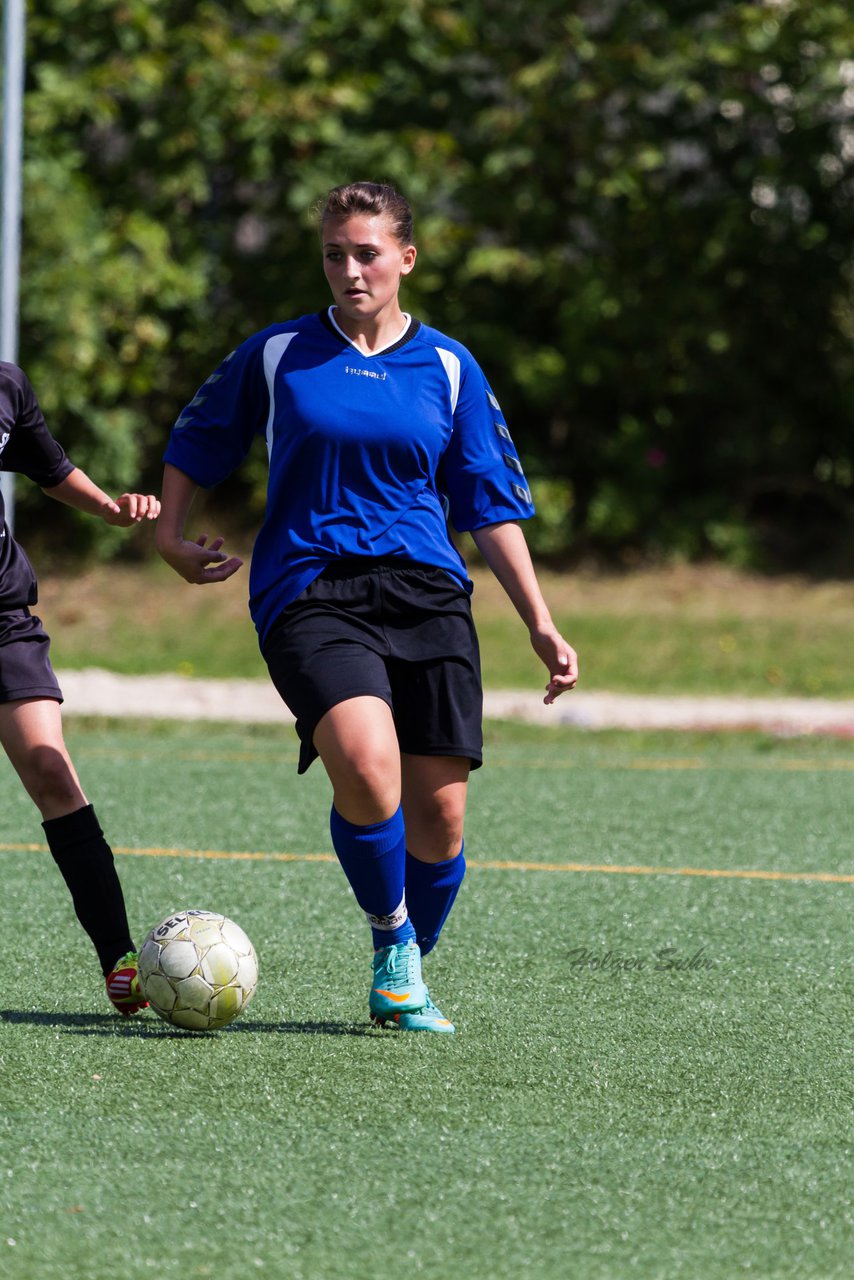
[1,720,852,1279]
[474,562,854,697]
[36,559,854,697]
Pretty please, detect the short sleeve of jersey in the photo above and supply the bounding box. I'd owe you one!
[163,332,272,487]
[436,349,535,532]
[0,363,74,487]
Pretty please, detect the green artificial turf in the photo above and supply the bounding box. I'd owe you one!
[1,721,852,1279]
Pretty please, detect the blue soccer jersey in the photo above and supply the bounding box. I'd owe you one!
[164,309,535,644]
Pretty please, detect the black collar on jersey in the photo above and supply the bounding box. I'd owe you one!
[318,310,421,356]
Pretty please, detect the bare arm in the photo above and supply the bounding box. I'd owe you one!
[470,520,578,704]
[155,462,243,584]
[42,468,159,526]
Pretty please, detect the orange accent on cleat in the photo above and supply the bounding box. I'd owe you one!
[371,992,455,1034]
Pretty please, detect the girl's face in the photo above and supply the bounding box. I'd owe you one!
[322,213,416,326]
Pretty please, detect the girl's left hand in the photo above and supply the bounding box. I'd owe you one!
[530,627,579,704]
[102,493,162,526]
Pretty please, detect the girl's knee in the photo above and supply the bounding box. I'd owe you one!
[333,758,400,824]
[407,800,466,862]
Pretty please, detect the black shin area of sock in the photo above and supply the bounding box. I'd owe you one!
[42,804,134,975]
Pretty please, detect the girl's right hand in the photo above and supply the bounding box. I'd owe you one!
[158,533,244,585]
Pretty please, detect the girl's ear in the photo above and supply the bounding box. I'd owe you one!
[400,244,417,276]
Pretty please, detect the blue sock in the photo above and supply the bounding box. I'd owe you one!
[329,805,415,950]
[405,844,466,957]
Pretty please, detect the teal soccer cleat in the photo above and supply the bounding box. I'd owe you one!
[372,991,455,1034]
[369,941,427,1020]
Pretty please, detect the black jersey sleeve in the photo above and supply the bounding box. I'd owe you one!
[0,363,75,487]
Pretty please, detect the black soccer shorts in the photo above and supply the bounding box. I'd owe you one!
[261,559,484,775]
[0,608,64,704]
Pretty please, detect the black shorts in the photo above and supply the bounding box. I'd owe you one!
[261,560,483,774]
[0,608,63,704]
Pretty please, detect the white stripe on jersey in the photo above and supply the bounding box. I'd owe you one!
[435,347,461,414]
[263,332,300,457]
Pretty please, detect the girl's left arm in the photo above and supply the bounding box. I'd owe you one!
[43,467,160,526]
[470,520,578,704]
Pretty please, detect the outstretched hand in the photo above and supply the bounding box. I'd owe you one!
[530,627,579,704]
[158,533,244,585]
[101,493,161,526]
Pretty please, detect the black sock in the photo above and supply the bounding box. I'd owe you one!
[42,804,135,975]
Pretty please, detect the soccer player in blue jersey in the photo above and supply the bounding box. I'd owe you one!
[0,361,159,1014]
[157,182,578,1033]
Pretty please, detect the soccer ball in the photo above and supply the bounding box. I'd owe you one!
[138,909,258,1031]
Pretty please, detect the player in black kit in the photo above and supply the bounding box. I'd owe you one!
[0,362,159,1014]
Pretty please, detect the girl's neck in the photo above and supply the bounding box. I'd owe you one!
[329,305,409,355]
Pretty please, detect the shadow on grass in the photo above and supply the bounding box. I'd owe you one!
[0,1009,374,1038]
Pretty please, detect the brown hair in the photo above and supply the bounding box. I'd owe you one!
[319,182,414,246]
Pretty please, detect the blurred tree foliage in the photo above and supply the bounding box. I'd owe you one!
[12,0,854,567]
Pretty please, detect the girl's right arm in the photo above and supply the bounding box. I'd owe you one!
[155,463,244,585]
